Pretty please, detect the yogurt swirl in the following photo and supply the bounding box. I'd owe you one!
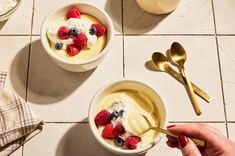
[47,18,97,50]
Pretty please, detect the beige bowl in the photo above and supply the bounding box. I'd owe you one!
[41,2,114,72]
[0,0,22,21]
[89,80,167,155]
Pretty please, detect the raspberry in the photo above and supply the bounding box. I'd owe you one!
[67,7,80,19]
[66,44,81,56]
[125,136,141,150]
[102,123,117,139]
[113,123,125,136]
[91,23,106,36]
[57,26,70,40]
[94,110,112,126]
[73,32,87,48]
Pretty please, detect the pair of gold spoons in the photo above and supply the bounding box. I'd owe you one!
[152,42,212,116]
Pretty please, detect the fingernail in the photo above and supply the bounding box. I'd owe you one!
[178,135,188,148]
[167,125,176,129]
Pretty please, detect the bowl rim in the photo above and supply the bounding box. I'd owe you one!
[0,0,22,17]
[40,2,114,65]
[88,79,168,154]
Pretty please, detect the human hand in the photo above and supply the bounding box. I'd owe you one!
[166,124,235,156]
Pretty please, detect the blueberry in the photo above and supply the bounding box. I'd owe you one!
[112,111,119,119]
[119,110,124,117]
[69,27,78,36]
[55,42,63,50]
[89,27,97,35]
[114,137,124,147]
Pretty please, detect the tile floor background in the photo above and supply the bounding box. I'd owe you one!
[0,0,235,155]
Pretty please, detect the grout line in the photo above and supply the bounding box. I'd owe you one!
[44,122,88,124]
[211,0,229,138]
[21,0,35,155]
[122,34,216,36]
[23,34,235,36]
[121,0,125,78]
[169,121,226,123]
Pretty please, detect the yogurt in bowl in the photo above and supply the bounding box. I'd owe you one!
[41,3,114,72]
[89,80,167,155]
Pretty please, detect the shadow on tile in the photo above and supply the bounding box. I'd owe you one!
[105,0,122,33]
[56,124,119,156]
[0,20,8,29]
[9,42,30,99]
[123,0,169,34]
[11,39,95,105]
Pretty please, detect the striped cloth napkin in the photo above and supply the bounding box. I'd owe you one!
[0,71,43,156]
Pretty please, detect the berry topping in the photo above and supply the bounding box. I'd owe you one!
[114,137,124,147]
[57,26,70,40]
[73,32,87,48]
[66,44,81,56]
[102,123,117,139]
[67,7,80,19]
[113,123,125,136]
[119,110,124,117]
[55,42,63,50]
[111,111,119,119]
[69,27,78,36]
[91,23,106,36]
[125,136,141,150]
[94,109,112,126]
[89,27,97,35]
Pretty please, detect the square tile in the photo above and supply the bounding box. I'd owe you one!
[213,0,235,34]
[228,123,235,140]
[123,0,214,34]
[24,123,121,156]
[124,36,224,121]
[143,123,227,156]
[27,36,123,122]
[217,36,235,121]
[32,0,122,35]
[0,36,30,99]
[0,0,33,35]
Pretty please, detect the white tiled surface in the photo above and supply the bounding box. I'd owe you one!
[123,0,214,34]
[228,123,235,140]
[217,36,235,121]
[213,0,235,34]
[0,0,235,155]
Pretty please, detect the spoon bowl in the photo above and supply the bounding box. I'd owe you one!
[170,42,187,68]
[152,52,172,72]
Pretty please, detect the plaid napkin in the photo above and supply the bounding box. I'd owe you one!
[0,71,43,156]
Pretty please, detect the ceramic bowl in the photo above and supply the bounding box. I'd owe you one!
[41,2,114,72]
[89,80,167,155]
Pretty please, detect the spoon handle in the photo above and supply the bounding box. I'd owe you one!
[167,67,212,103]
[181,68,201,116]
[151,127,206,147]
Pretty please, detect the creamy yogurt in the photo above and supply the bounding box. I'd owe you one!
[97,90,160,149]
[0,0,17,15]
[46,14,106,62]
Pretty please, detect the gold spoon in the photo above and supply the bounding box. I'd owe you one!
[170,42,201,116]
[141,115,205,147]
[151,52,212,103]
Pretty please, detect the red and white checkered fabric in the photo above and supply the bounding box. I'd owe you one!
[0,71,43,156]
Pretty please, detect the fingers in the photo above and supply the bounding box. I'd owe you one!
[178,135,202,156]
[166,124,224,145]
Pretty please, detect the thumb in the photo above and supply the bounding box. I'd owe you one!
[178,135,202,156]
